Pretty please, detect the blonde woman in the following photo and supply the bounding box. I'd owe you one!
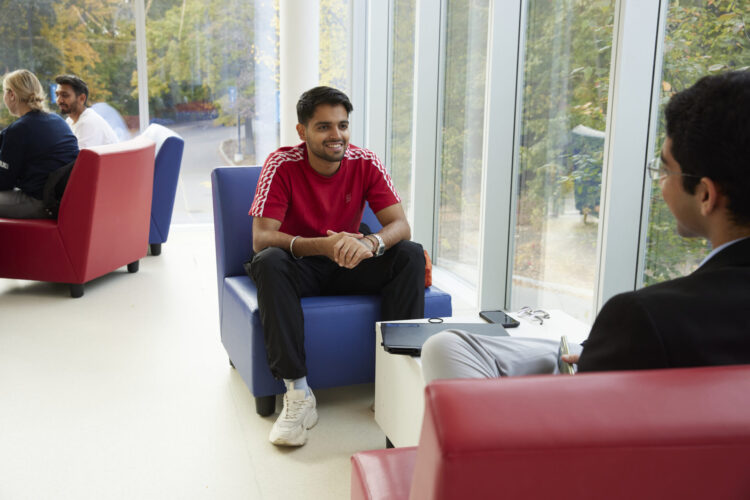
[1,69,78,218]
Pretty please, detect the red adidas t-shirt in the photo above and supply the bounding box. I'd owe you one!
[249,143,400,237]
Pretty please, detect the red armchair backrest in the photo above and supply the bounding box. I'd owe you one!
[58,136,155,282]
[412,366,750,500]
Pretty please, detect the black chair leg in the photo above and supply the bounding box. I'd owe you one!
[386,437,395,449]
[70,284,84,298]
[127,260,139,273]
[150,243,162,256]
[255,395,276,417]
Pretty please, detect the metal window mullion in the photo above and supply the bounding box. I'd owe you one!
[477,0,524,310]
[410,0,443,255]
[594,0,664,311]
[430,0,448,260]
[635,0,670,289]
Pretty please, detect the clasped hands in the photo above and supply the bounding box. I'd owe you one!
[325,230,374,269]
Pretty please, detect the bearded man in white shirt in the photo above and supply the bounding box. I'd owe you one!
[54,74,118,149]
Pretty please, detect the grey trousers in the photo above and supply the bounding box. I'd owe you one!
[421,329,583,384]
[0,189,49,218]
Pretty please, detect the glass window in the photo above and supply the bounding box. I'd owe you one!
[0,1,138,134]
[146,0,352,225]
[146,0,280,224]
[435,0,490,289]
[642,0,750,286]
[319,0,351,95]
[388,0,417,223]
[509,0,616,323]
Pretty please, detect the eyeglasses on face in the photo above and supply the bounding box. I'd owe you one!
[646,158,702,181]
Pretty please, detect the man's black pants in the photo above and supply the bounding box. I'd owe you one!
[247,241,425,380]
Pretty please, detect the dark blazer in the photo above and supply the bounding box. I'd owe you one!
[0,111,78,199]
[578,237,750,372]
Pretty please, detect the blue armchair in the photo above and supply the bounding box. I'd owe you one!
[141,123,185,256]
[211,166,452,416]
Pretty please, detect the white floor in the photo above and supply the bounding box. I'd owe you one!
[0,226,393,500]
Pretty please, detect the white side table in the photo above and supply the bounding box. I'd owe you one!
[374,310,590,447]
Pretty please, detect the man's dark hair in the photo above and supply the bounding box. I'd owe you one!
[665,70,750,225]
[54,74,89,105]
[296,86,353,125]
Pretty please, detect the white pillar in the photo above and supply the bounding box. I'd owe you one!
[280,0,320,146]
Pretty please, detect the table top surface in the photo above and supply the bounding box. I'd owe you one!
[377,309,591,348]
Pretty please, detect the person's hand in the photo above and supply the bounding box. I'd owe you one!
[561,353,579,365]
[326,230,373,268]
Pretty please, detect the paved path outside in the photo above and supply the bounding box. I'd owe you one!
[170,120,234,225]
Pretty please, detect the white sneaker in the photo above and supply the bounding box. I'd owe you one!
[269,388,318,446]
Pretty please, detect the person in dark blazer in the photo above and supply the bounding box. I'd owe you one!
[422,70,750,381]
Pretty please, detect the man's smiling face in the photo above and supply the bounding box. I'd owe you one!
[298,103,350,167]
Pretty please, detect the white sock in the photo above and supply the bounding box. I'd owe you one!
[284,377,309,395]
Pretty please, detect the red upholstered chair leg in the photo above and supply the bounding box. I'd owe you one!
[70,284,84,298]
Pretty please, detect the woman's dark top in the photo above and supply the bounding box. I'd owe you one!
[0,110,79,199]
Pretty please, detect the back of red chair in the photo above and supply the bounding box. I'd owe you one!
[411,366,750,500]
[58,136,155,283]
[0,136,155,287]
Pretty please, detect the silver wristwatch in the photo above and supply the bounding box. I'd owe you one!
[370,234,385,257]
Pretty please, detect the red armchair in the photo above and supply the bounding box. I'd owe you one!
[0,136,156,297]
[352,365,750,500]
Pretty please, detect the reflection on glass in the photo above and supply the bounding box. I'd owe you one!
[643,0,749,286]
[0,1,138,133]
[146,0,280,224]
[388,0,417,223]
[146,0,351,225]
[510,0,615,323]
[435,0,489,288]
[319,0,351,95]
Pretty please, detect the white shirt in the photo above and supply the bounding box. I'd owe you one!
[66,107,119,149]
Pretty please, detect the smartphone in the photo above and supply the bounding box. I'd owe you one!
[558,335,576,375]
[479,310,520,328]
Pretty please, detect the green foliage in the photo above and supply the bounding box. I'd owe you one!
[144,0,262,124]
[1,0,349,136]
[0,0,137,127]
[513,0,615,280]
[143,0,350,128]
[509,0,748,287]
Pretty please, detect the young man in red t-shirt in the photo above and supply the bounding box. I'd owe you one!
[248,86,425,446]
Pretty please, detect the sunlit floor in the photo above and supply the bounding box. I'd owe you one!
[0,225,392,500]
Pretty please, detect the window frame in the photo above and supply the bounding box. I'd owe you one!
[368,0,674,316]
